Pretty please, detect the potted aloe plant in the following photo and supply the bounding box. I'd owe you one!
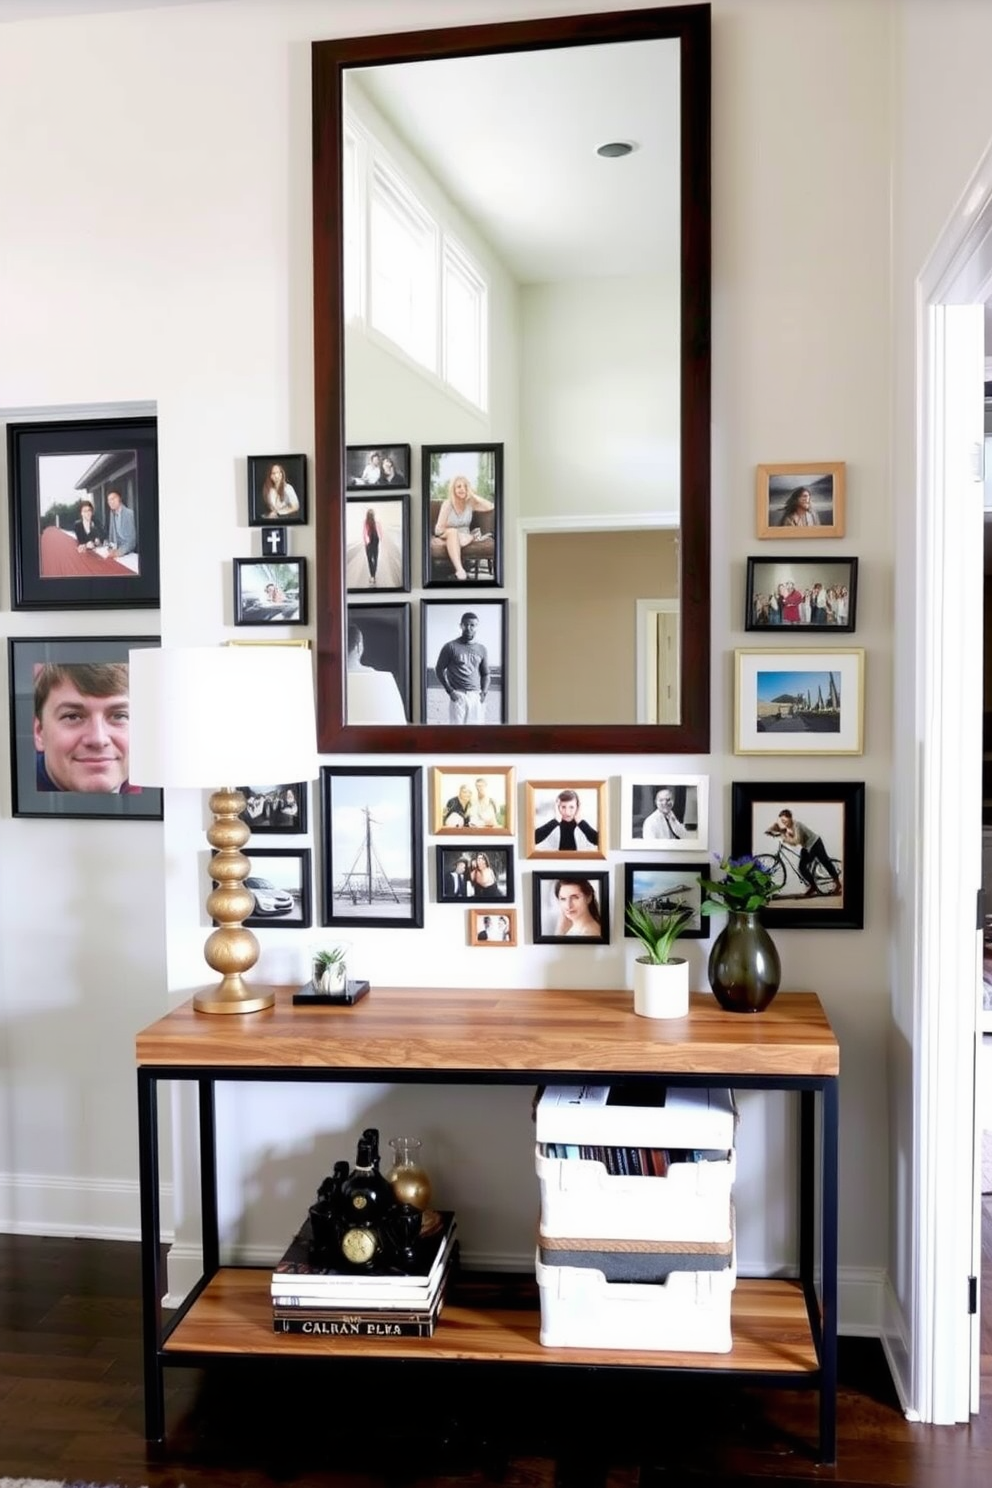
[625,898,695,1019]
[312,945,348,994]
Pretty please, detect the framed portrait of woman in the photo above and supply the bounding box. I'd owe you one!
[422,443,503,587]
[247,454,308,526]
[532,870,610,945]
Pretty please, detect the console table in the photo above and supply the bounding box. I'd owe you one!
[136,987,839,1462]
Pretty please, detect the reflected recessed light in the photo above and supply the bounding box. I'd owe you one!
[596,140,637,159]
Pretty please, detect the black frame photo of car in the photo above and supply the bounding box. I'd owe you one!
[221,847,312,929]
[233,558,307,625]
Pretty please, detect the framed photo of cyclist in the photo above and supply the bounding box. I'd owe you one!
[730,781,865,929]
[734,648,864,755]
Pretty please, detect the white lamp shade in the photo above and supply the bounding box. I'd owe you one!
[128,646,319,788]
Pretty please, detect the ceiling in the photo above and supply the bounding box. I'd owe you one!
[0,0,227,19]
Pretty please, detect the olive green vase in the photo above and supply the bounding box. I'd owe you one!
[707,910,781,1013]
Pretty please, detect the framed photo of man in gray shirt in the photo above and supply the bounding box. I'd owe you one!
[421,599,507,726]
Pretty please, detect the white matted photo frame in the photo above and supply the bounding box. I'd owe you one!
[619,774,708,851]
[622,861,709,939]
[525,780,606,860]
[532,870,610,944]
[731,780,865,930]
[735,648,864,756]
[320,765,424,928]
[345,495,410,593]
[430,765,515,835]
[756,462,845,539]
[469,908,517,946]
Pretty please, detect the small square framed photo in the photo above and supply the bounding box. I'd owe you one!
[230,848,311,929]
[735,648,864,755]
[746,556,858,632]
[756,462,845,539]
[422,599,507,725]
[436,844,515,904]
[430,765,515,835]
[8,635,164,820]
[247,455,307,526]
[422,444,503,587]
[233,558,307,625]
[345,496,411,593]
[346,603,412,723]
[525,780,606,859]
[469,908,517,947]
[532,871,610,944]
[345,444,412,492]
[620,775,708,852]
[7,416,160,609]
[731,781,865,929]
[622,862,709,939]
[320,765,424,928]
[237,783,307,836]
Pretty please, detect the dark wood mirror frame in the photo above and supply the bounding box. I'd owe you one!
[312,4,710,754]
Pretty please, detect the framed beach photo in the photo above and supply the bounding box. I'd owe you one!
[746,556,858,632]
[229,847,312,929]
[430,765,515,835]
[532,870,610,945]
[237,783,307,836]
[435,844,515,904]
[525,780,607,860]
[345,495,410,593]
[8,635,163,820]
[756,462,846,539]
[469,908,517,947]
[619,774,708,852]
[622,861,709,939]
[735,648,865,755]
[233,558,307,625]
[421,599,507,725]
[247,454,307,526]
[320,765,424,928]
[7,416,160,610]
[346,603,412,724]
[731,781,866,929]
[345,443,411,492]
[422,443,503,587]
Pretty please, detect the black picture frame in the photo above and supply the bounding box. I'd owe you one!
[237,783,307,836]
[8,635,163,820]
[345,444,412,491]
[346,602,412,723]
[435,843,515,904]
[320,765,424,928]
[422,443,503,587]
[622,861,710,939]
[421,598,508,726]
[224,847,312,929]
[345,494,411,593]
[233,558,307,625]
[247,454,308,525]
[745,556,859,632]
[7,416,160,610]
[532,870,610,945]
[730,781,866,929]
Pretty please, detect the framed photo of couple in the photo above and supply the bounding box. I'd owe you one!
[430,766,515,835]
[435,845,515,904]
[469,908,517,946]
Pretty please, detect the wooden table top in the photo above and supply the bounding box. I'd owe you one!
[136,987,838,1078]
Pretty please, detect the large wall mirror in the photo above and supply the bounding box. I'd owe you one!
[313,4,710,753]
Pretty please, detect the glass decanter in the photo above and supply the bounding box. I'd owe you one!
[385,1135,432,1211]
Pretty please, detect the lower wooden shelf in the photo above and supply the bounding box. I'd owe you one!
[164,1268,819,1374]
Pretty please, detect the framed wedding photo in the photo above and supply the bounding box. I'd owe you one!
[237,783,307,835]
[435,844,515,904]
[430,765,515,835]
[8,635,163,820]
[422,443,503,587]
[756,461,845,539]
[619,774,708,852]
[746,556,858,631]
[345,443,411,492]
[735,648,865,755]
[233,558,307,625]
[345,495,411,593]
[469,908,517,947]
[7,416,160,610]
[234,847,312,929]
[622,862,709,939]
[345,603,412,723]
[525,780,607,860]
[532,870,610,945]
[730,780,866,929]
[421,599,507,725]
[247,454,307,526]
[320,765,424,928]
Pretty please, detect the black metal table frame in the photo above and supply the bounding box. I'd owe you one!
[137,1064,838,1463]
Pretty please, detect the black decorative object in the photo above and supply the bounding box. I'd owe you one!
[707,910,782,1014]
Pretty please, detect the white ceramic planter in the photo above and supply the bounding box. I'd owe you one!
[633,956,690,1019]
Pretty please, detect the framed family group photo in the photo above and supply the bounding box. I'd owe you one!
[745,557,858,632]
[231,847,312,929]
[246,454,308,525]
[345,496,411,593]
[525,780,606,859]
[8,635,163,820]
[532,871,610,945]
[421,600,507,726]
[345,443,411,491]
[320,765,424,928]
[422,443,503,587]
[730,781,865,929]
[622,862,709,940]
[755,461,846,539]
[435,844,515,904]
[735,648,865,755]
[430,766,515,835]
[237,783,307,835]
[8,416,160,610]
[619,774,708,852]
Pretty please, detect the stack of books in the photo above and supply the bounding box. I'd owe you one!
[270,1210,457,1337]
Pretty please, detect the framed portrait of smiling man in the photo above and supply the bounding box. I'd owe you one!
[8,636,163,819]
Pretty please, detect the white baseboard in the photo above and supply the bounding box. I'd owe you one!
[0,1172,174,1242]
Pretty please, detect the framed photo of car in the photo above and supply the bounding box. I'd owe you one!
[7,416,160,610]
[345,444,412,492]
[745,556,858,631]
[320,765,424,928]
[247,454,308,526]
[345,495,411,593]
[237,783,307,835]
[233,558,307,625]
[532,870,610,945]
[622,862,709,939]
[435,844,515,904]
[422,443,503,587]
[220,847,312,929]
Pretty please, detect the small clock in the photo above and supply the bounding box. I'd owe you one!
[340,1224,380,1267]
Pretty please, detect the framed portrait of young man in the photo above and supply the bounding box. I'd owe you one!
[421,600,507,726]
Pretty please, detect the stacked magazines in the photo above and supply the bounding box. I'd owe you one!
[271,1209,458,1337]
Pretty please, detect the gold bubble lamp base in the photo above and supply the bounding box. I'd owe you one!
[195,788,273,1015]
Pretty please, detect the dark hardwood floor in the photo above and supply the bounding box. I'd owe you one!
[0,1214,990,1488]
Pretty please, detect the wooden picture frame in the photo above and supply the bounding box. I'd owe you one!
[469,908,517,946]
[345,443,412,492]
[745,556,858,632]
[532,870,610,944]
[247,454,308,526]
[345,495,411,593]
[622,861,710,939]
[320,765,424,928]
[731,780,866,929]
[756,462,846,539]
[233,558,307,625]
[525,779,607,859]
[237,783,307,836]
[422,443,503,587]
[735,648,865,755]
[430,765,515,835]
[421,600,508,726]
[7,416,160,610]
[619,773,708,852]
[435,844,515,904]
[235,847,312,929]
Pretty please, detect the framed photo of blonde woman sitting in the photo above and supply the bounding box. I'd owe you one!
[422,443,503,587]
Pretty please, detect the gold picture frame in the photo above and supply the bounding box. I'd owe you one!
[524,779,607,860]
[430,765,515,835]
[756,461,846,539]
[469,908,517,947]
